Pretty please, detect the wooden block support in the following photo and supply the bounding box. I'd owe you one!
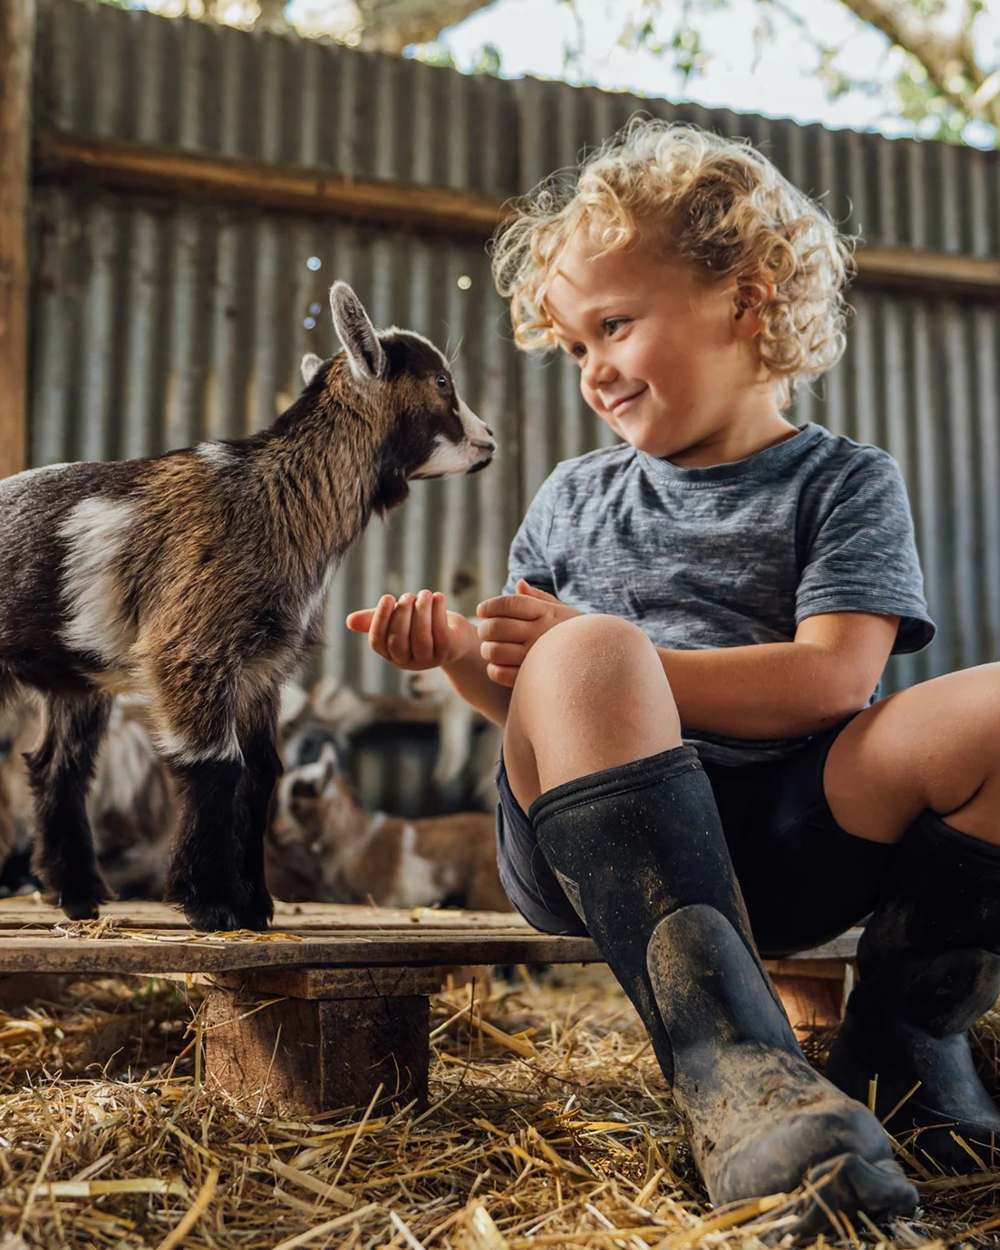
[0,971,75,1007]
[767,958,855,1040]
[203,966,445,1117]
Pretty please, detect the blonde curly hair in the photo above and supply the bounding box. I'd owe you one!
[489,117,856,410]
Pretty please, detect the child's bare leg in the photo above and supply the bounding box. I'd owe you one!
[503,614,917,1234]
[820,669,1000,1171]
[503,614,681,812]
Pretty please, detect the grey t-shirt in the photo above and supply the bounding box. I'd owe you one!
[503,422,936,766]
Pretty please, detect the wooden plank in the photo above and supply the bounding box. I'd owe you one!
[0,898,860,975]
[0,931,602,973]
[32,130,1000,301]
[0,899,862,953]
[765,956,853,981]
[0,933,860,974]
[34,130,503,240]
[858,244,1000,301]
[0,0,34,480]
[209,966,446,999]
[0,899,524,930]
[773,970,850,1040]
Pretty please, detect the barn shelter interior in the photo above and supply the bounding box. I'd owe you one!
[2,0,1000,1245]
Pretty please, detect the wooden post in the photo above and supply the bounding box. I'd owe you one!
[0,0,34,480]
[766,957,854,1041]
[202,966,445,1118]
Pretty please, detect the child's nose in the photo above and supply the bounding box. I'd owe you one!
[583,353,617,389]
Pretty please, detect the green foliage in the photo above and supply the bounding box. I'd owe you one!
[896,56,982,144]
[409,41,459,70]
[409,39,501,76]
[615,0,997,148]
[473,42,503,76]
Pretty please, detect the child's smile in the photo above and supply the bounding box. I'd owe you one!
[544,225,798,468]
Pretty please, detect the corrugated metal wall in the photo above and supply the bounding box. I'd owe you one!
[27,0,1000,809]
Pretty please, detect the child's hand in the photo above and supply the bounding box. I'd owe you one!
[345,591,478,671]
[476,578,581,687]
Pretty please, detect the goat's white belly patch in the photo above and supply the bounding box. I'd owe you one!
[59,497,139,665]
[391,823,441,907]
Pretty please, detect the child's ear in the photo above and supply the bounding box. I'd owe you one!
[733,278,774,334]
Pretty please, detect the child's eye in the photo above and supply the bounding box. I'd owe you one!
[603,317,629,335]
[570,343,586,360]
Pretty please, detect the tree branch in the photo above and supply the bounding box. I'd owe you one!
[835,0,991,123]
[351,0,495,52]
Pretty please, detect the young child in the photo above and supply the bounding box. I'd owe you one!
[347,119,1000,1234]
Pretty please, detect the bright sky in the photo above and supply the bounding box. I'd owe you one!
[169,0,994,148]
[406,0,995,147]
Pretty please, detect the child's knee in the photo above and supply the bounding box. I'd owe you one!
[510,617,680,762]
[524,613,668,697]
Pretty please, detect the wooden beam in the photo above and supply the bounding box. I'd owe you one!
[0,0,35,480]
[33,129,1000,301]
[34,129,505,240]
[857,244,1000,300]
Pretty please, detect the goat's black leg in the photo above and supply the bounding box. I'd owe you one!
[152,657,268,932]
[163,756,257,931]
[237,699,282,927]
[25,691,113,920]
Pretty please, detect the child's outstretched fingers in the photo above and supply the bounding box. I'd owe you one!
[348,591,478,670]
[431,590,448,650]
[345,608,374,632]
[409,590,434,667]
[368,594,398,661]
[344,594,397,661]
[386,592,416,664]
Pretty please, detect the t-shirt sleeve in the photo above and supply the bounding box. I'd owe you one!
[795,449,935,655]
[502,469,560,597]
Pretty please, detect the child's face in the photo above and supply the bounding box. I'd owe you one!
[544,225,778,465]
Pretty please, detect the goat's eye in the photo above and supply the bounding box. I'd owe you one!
[435,374,450,390]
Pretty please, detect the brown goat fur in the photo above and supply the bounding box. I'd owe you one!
[0,690,177,902]
[267,745,510,913]
[0,283,494,930]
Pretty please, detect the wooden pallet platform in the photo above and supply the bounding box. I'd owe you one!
[0,898,598,973]
[0,898,860,1117]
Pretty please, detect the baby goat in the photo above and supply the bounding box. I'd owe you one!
[268,745,511,913]
[0,283,495,931]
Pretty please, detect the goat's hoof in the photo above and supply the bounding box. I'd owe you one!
[182,898,271,933]
[55,872,113,921]
[247,889,275,930]
[60,896,103,921]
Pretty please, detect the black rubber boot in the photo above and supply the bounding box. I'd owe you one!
[826,809,1000,1172]
[530,745,917,1235]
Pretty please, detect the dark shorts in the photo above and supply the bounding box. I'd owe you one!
[494,713,888,958]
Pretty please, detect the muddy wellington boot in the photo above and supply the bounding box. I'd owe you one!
[530,745,917,1234]
[826,810,1000,1171]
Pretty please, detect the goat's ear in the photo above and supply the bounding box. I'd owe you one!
[329,282,387,381]
[300,353,324,386]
